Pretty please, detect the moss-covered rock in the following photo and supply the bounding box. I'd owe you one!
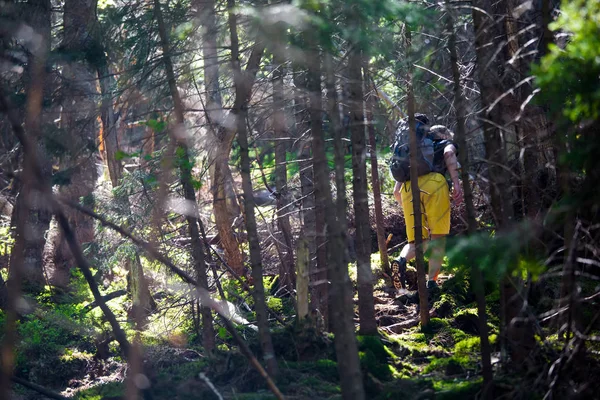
[433,293,457,318]
[453,309,480,335]
[440,271,474,305]
[357,335,398,382]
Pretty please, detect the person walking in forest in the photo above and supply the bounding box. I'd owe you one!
[390,117,463,303]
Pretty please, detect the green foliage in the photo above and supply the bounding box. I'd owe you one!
[535,0,600,122]
[534,0,600,212]
[0,224,13,258]
[446,223,538,282]
[8,300,96,386]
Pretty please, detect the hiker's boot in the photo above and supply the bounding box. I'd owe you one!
[390,257,407,292]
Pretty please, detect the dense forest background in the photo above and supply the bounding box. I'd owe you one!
[0,0,599,399]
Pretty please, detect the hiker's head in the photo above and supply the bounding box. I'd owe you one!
[430,125,454,140]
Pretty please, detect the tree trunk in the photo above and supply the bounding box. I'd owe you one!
[304,33,329,327]
[227,0,278,377]
[272,41,295,294]
[348,48,377,335]
[95,26,156,319]
[312,49,366,400]
[365,78,390,279]
[405,29,429,328]
[0,10,50,387]
[97,61,122,189]
[10,0,53,294]
[294,67,319,313]
[470,0,514,392]
[154,0,215,354]
[195,0,245,277]
[448,13,494,388]
[325,53,347,331]
[50,0,99,289]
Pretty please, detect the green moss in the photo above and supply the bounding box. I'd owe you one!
[74,382,123,400]
[433,293,457,318]
[424,354,472,375]
[422,318,450,334]
[359,350,397,381]
[430,327,470,350]
[433,378,483,400]
[454,334,497,356]
[392,331,436,354]
[356,336,399,382]
[441,270,474,305]
[357,335,397,360]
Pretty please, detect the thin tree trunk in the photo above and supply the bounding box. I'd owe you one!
[348,48,377,335]
[272,43,295,294]
[405,29,429,328]
[195,0,245,276]
[312,48,366,400]
[365,78,390,278]
[227,0,278,377]
[294,67,319,313]
[96,33,155,319]
[325,53,346,331]
[304,33,329,327]
[470,0,511,392]
[448,5,493,389]
[97,62,122,188]
[154,0,215,354]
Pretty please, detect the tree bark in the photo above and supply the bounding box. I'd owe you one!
[304,33,329,327]
[293,66,319,314]
[312,50,366,400]
[271,38,295,294]
[10,0,53,294]
[325,53,347,331]
[348,48,377,335]
[95,21,155,319]
[154,0,215,354]
[195,0,245,276]
[470,0,513,392]
[405,29,429,328]
[447,3,493,389]
[227,0,278,377]
[365,78,390,280]
[49,0,99,289]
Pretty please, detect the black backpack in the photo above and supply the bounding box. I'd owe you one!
[389,117,435,183]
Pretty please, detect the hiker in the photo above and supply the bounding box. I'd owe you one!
[389,117,463,299]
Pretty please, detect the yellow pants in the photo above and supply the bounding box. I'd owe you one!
[401,172,451,242]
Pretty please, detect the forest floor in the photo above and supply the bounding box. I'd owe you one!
[10,265,517,400]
